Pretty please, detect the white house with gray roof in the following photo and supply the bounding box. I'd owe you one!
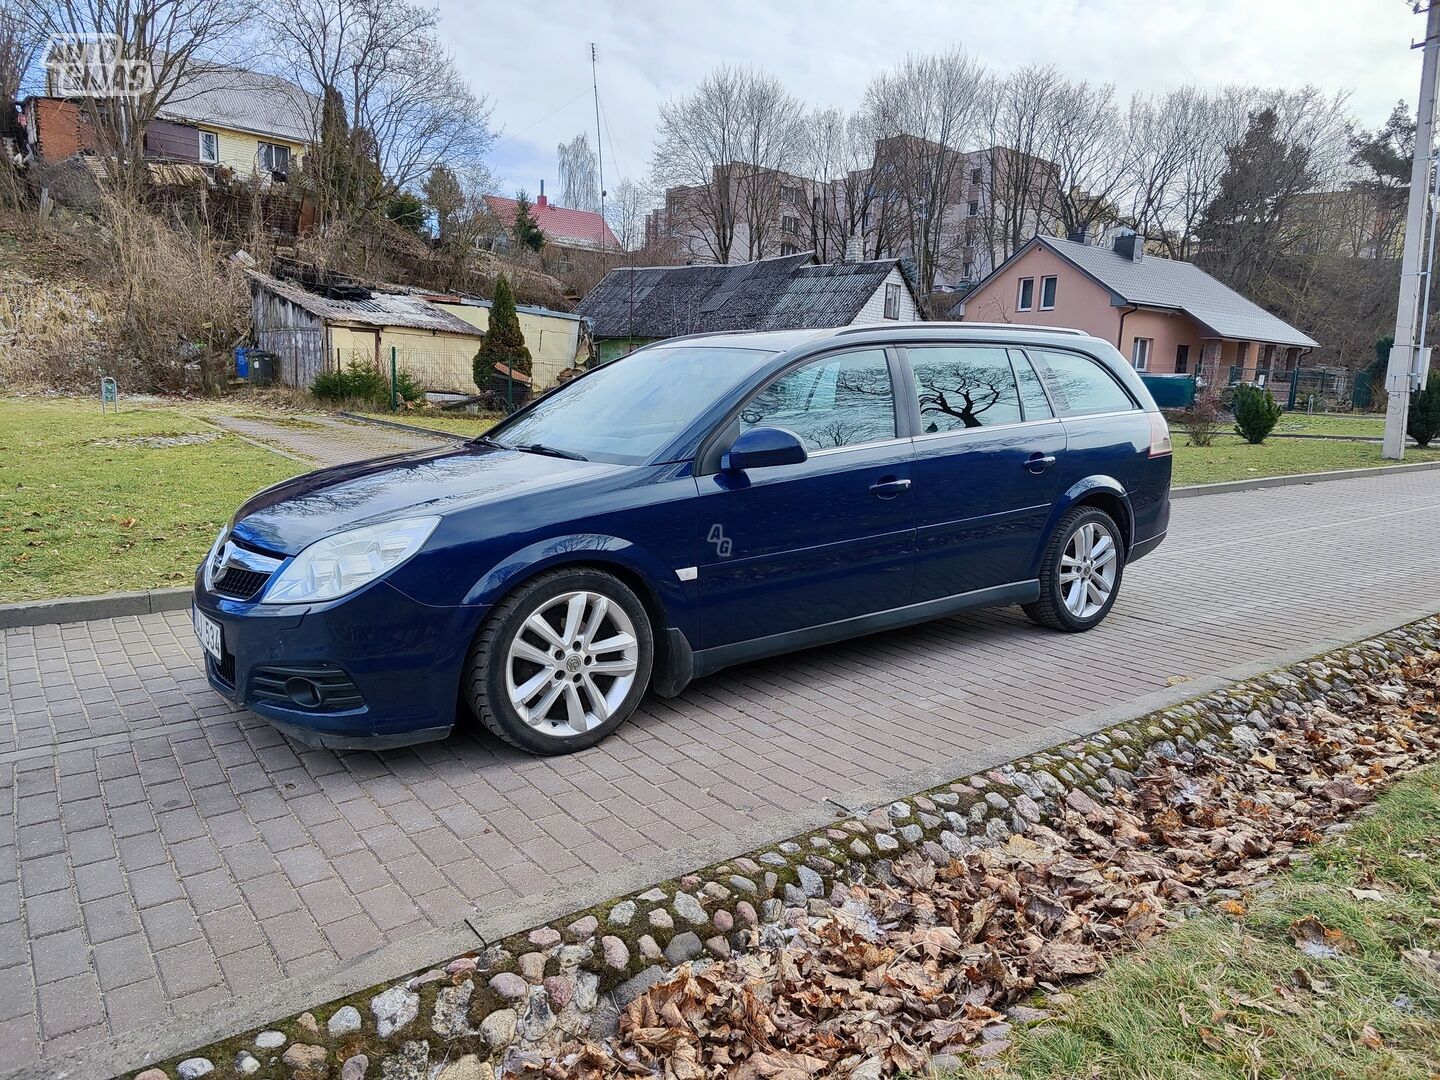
[958,233,1318,384]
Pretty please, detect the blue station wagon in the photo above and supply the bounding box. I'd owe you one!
[193,324,1172,755]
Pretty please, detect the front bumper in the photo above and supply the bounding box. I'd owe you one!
[193,576,482,749]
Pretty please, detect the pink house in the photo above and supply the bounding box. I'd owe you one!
[957,234,1317,385]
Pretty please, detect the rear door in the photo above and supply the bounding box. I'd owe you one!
[903,344,1068,600]
[695,347,916,649]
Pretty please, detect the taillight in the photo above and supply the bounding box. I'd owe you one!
[1147,412,1172,457]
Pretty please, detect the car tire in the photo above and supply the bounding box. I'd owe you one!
[1023,506,1126,633]
[465,567,654,755]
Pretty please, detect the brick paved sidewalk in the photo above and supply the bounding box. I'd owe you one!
[206,413,450,467]
[2,470,1439,1072]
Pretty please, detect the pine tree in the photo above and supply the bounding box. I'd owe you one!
[512,190,545,252]
[473,274,532,388]
[1409,375,1440,448]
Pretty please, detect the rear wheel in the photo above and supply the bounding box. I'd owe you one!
[465,568,653,754]
[1023,506,1125,632]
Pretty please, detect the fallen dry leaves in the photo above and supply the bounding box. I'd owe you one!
[526,649,1440,1079]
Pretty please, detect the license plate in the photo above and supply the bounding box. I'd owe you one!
[193,607,223,661]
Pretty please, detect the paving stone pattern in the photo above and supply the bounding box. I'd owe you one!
[2,469,1439,1070]
[206,414,450,467]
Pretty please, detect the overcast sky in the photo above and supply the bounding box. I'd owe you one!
[441,0,1426,202]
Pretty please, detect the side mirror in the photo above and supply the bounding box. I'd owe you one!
[721,426,808,471]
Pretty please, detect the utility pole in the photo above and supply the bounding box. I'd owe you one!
[591,43,606,255]
[1384,1,1440,459]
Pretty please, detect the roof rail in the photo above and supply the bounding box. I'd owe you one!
[834,321,1090,337]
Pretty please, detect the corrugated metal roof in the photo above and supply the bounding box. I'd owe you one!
[574,254,921,339]
[248,272,485,337]
[156,67,318,145]
[1037,236,1318,348]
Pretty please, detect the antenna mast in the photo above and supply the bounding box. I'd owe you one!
[591,42,606,254]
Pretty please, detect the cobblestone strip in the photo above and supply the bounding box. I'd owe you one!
[121,616,1440,1080]
[204,415,449,467]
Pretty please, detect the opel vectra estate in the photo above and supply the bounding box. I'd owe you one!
[194,324,1172,755]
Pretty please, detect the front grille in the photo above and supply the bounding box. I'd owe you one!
[213,566,271,600]
[251,664,364,711]
[209,649,237,687]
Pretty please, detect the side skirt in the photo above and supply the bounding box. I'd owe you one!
[658,580,1040,696]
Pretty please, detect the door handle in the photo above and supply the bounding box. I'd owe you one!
[869,477,912,497]
[1024,453,1057,474]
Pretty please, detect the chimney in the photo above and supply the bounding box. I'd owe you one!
[843,232,862,263]
[537,179,547,208]
[1113,231,1143,262]
[1067,229,1088,245]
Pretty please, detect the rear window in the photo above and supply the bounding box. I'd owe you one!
[1029,349,1136,417]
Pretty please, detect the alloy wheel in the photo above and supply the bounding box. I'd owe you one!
[1059,521,1117,619]
[504,590,639,738]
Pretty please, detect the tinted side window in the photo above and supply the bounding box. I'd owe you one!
[1031,349,1137,417]
[1014,353,1053,421]
[739,349,896,451]
[909,346,1022,433]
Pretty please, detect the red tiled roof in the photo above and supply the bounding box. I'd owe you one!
[486,194,619,250]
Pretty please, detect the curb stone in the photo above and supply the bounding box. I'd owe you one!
[1170,456,1440,498]
[0,587,192,630]
[113,613,1440,1080]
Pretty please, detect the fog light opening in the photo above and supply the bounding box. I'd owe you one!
[283,676,322,708]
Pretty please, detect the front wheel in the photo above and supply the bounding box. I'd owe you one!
[1023,507,1125,632]
[465,568,654,754]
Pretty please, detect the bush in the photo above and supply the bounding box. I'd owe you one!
[1231,383,1282,444]
[1410,376,1440,448]
[312,361,389,405]
[1172,397,1223,447]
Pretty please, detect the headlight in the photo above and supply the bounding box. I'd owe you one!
[260,517,439,604]
[201,525,228,590]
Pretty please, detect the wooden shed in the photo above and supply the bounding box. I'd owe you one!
[247,272,486,391]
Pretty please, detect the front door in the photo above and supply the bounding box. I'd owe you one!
[696,348,915,649]
[903,344,1067,600]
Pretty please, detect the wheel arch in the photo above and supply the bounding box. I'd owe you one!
[461,535,693,701]
[1038,477,1134,571]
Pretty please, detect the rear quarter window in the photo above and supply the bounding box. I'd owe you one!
[1029,349,1137,417]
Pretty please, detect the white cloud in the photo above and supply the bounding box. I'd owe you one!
[442,0,1423,199]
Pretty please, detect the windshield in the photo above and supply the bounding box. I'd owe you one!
[490,345,776,464]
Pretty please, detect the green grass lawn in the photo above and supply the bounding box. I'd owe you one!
[1273,412,1387,438]
[357,409,501,436]
[1172,437,1440,487]
[0,398,300,602]
[952,766,1440,1079]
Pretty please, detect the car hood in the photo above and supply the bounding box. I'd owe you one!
[229,443,622,556]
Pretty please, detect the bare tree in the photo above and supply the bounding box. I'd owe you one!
[557,132,599,211]
[860,48,988,291]
[265,0,493,221]
[605,177,648,252]
[980,65,1059,268]
[1,0,42,108]
[1044,77,1133,241]
[651,65,803,264]
[800,107,878,262]
[27,0,254,196]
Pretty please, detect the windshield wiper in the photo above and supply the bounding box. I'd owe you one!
[518,442,588,461]
[474,435,511,449]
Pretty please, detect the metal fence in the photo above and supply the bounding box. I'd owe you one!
[1227,366,1351,411]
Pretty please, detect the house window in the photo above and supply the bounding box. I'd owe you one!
[781,185,802,206]
[1016,277,1035,311]
[883,282,901,320]
[257,142,290,175]
[970,168,982,185]
[198,130,218,164]
[779,242,799,256]
[1175,343,1190,373]
[1131,337,1152,372]
[781,215,800,235]
[1039,275,1057,310]
[963,261,973,278]
[967,200,979,217]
